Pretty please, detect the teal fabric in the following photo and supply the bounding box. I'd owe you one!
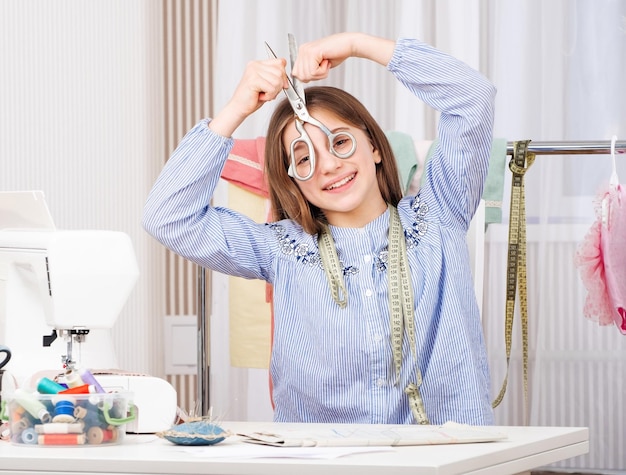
[386,130,418,194]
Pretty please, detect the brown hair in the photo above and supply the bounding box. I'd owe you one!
[264,86,403,235]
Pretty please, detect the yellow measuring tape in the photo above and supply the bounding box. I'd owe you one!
[492,140,535,412]
[319,206,428,424]
[318,225,348,309]
[388,204,416,383]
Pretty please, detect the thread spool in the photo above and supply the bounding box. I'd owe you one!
[37,433,86,445]
[35,422,84,434]
[64,369,84,388]
[36,377,66,395]
[20,428,38,445]
[59,384,96,395]
[78,368,105,394]
[51,396,76,423]
[87,426,117,444]
[11,417,31,434]
[73,405,87,419]
[14,388,51,423]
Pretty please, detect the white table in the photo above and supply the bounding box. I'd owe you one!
[0,422,588,475]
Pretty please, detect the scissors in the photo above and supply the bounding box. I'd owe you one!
[264,34,357,181]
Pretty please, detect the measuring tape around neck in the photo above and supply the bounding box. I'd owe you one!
[318,225,348,308]
[318,206,428,424]
[492,141,535,418]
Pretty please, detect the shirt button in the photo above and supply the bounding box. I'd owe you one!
[363,255,371,263]
[377,379,384,387]
[374,334,382,342]
[365,289,373,297]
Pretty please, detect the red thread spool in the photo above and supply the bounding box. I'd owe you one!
[87,426,116,444]
[59,384,95,395]
[37,433,86,445]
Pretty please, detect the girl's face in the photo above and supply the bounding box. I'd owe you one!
[281,108,387,228]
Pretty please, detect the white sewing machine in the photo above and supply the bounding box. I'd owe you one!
[0,191,177,433]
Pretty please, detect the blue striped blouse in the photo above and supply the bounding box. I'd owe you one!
[143,38,497,425]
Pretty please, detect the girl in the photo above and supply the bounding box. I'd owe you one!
[143,32,496,425]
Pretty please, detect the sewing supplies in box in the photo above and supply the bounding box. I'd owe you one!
[5,368,135,446]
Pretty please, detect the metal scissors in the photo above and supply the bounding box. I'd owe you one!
[264,34,356,181]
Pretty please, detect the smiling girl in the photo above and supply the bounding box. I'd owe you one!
[143,32,497,426]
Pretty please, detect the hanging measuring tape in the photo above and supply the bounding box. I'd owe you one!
[318,206,428,424]
[492,140,535,412]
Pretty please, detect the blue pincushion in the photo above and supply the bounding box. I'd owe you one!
[157,420,228,446]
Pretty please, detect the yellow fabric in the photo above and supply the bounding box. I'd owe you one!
[227,184,272,368]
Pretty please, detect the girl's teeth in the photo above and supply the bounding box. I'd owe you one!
[327,174,354,190]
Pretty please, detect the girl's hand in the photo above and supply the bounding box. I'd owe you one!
[292,32,395,83]
[210,58,288,137]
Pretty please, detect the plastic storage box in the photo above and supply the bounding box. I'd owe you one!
[5,388,134,446]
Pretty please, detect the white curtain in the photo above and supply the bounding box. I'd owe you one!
[482,1,626,471]
[208,1,625,471]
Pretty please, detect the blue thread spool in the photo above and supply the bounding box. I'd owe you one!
[21,428,38,445]
[52,396,76,423]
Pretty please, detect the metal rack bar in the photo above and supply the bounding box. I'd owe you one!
[197,266,210,417]
[506,140,626,155]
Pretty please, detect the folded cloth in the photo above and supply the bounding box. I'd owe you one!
[421,138,507,226]
[221,137,268,198]
[385,131,419,194]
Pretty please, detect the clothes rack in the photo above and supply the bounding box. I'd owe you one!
[506,140,626,155]
[195,138,626,417]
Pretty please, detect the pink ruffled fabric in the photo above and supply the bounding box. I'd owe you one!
[575,183,626,334]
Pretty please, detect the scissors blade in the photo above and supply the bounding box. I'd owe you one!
[264,39,308,118]
[287,33,305,102]
[288,33,298,70]
[264,41,278,60]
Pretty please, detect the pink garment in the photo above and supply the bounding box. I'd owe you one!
[221,137,275,405]
[221,137,268,198]
[575,183,626,334]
